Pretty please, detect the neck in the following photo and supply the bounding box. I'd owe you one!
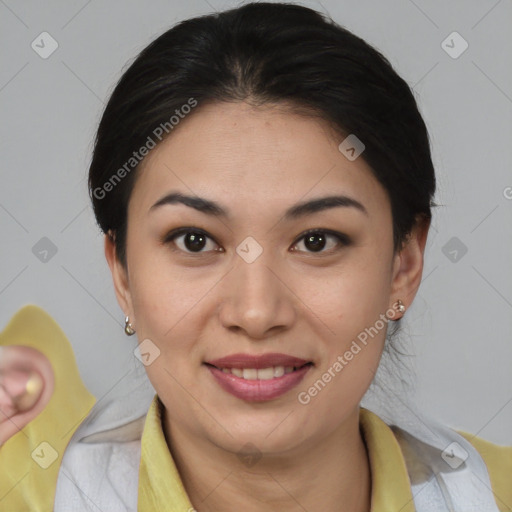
[163,406,372,512]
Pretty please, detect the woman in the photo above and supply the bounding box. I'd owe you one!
[0,2,510,511]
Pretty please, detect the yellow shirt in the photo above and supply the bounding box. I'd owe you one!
[139,395,512,511]
[1,305,511,511]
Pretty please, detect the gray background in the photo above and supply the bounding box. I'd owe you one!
[1,0,511,444]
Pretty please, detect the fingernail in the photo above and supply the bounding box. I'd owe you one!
[11,371,44,412]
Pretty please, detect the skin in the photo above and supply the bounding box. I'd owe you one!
[106,100,429,512]
[0,346,54,446]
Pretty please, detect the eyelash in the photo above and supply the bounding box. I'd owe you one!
[162,227,351,256]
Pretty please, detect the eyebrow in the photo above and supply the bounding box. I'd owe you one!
[149,191,368,219]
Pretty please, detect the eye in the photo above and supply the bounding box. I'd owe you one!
[162,227,350,256]
[291,229,350,254]
[163,227,222,254]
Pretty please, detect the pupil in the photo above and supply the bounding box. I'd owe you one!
[186,232,206,251]
[305,233,325,252]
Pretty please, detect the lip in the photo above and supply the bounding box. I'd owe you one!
[205,363,312,402]
[205,352,311,369]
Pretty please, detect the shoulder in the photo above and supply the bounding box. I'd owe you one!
[458,430,512,512]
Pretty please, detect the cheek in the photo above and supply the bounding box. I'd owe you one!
[296,252,392,390]
[127,249,219,392]
[301,253,392,333]
[128,257,208,407]
[296,270,390,424]
[128,244,209,338]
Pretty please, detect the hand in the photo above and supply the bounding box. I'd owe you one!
[0,345,54,446]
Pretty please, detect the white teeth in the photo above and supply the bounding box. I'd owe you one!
[273,366,285,378]
[242,368,258,380]
[257,367,275,380]
[217,365,305,380]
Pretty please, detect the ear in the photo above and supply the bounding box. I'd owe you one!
[0,345,54,445]
[104,231,135,325]
[389,215,431,312]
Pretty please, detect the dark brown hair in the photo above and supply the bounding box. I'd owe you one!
[88,1,436,268]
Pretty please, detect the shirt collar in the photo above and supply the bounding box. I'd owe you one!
[360,407,416,511]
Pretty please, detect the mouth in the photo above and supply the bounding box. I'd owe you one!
[203,358,314,402]
[203,362,313,380]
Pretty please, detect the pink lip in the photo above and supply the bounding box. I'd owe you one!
[205,352,311,369]
[205,363,313,402]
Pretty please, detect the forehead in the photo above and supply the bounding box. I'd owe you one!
[129,101,390,221]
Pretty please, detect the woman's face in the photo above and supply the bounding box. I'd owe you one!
[107,101,426,455]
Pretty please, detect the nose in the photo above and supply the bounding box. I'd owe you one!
[218,251,296,340]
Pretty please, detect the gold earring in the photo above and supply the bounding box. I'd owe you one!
[394,299,406,314]
[124,316,136,336]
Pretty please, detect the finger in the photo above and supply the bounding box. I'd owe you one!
[0,370,44,417]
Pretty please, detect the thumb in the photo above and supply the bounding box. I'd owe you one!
[0,346,54,446]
